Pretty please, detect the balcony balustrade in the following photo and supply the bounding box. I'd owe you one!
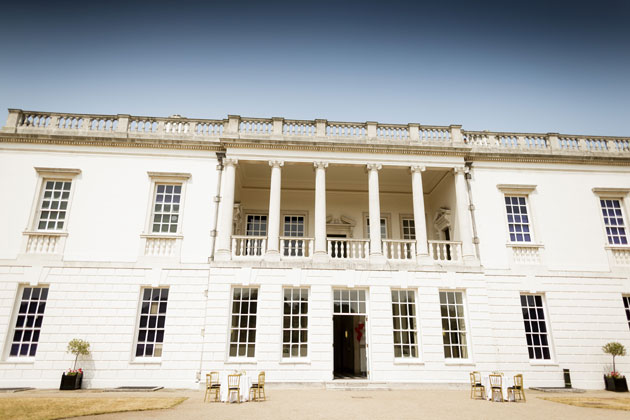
[231,236,267,258]
[382,239,416,261]
[327,238,370,260]
[428,240,462,263]
[280,237,314,258]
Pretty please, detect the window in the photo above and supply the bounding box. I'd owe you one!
[245,214,267,256]
[401,218,415,240]
[439,291,468,359]
[9,286,49,357]
[229,287,258,358]
[283,215,305,256]
[391,290,418,358]
[333,289,367,314]
[504,196,532,242]
[37,181,72,231]
[623,296,630,330]
[282,288,308,358]
[151,184,182,234]
[520,294,551,360]
[135,288,169,358]
[600,199,628,245]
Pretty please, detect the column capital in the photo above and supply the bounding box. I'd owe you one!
[269,160,284,168]
[314,161,329,170]
[224,158,238,167]
[366,163,382,172]
[454,166,468,174]
[410,165,426,174]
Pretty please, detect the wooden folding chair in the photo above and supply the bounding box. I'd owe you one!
[508,374,526,402]
[227,374,241,403]
[204,371,221,402]
[469,371,486,399]
[250,371,266,401]
[489,374,504,402]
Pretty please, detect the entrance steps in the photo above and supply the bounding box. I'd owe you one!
[325,381,391,391]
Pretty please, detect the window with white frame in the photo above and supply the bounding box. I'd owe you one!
[282,288,308,358]
[600,199,628,245]
[229,287,258,358]
[8,286,49,357]
[151,184,182,234]
[439,291,468,359]
[401,218,415,240]
[135,288,169,358]
[520,294,551,360]
[391,289,418,358]
[623,296,630,331]
[283,215,305,256]
[36,181,72,231]
[504,196,532,243]
[245,214,267,256]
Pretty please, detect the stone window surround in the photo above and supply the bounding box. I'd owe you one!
[592,188,630,245]
[142,172,191,238]
[519,293,556,364]
[4,284,49,361]
[438,289,473,362]
[22,167,81,256]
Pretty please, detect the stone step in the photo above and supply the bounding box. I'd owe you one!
[325,381,391,391]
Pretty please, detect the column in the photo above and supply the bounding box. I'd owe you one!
[410,165,431,264]
[265,160,284,260]
[214,158,238,261]
[454,167,476,263]
[313,161,328,262]
[367,164,384,263]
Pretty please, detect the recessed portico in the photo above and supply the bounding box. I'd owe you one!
[214,158,475,266]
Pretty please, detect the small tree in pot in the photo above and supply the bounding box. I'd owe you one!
[60,339,90,390]
[602,342,628,392]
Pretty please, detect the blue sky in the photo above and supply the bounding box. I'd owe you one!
[0,0,628,135]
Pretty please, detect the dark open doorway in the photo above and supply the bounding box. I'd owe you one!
[333,314,367,379]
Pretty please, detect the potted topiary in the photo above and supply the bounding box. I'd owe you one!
[60,338,90,390]
[602,342,628,392]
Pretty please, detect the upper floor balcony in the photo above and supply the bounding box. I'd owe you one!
[213,159,476,267]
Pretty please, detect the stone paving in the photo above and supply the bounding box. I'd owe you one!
[3,387,630,420]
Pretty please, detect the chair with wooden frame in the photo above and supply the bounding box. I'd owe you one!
[226,374,241,403]
[469,371,486,400]
[489,374,504,402]
[508,374,526,402]
[249,371,266,401]
[204,372,221,402]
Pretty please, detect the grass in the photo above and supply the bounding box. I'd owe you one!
[541,396,630,411]
[0,396,187,420]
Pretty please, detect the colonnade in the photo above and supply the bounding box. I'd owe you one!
[214,159,475,264]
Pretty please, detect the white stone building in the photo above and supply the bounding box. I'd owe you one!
[0,109,629,390]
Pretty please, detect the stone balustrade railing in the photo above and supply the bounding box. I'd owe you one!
[3,109,629,157]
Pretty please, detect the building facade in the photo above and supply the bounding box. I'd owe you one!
[0,109,629,389]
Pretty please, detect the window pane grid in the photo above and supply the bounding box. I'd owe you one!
[283,215,305,256]
[10,287,49,357]
[229,287,258,358]
[37,181,71,230]
[402,219,416,240]
[391,290,418,358]
[520,294,551,360]
[600,199,628,245]
[333,289,367,314]
[245,215,267,256]
[439,291,468,359]
[136,287,169,358]
[282,288,308,358]
[151,184,182,233]
[623,296,630,331]
[505,196,532,242]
